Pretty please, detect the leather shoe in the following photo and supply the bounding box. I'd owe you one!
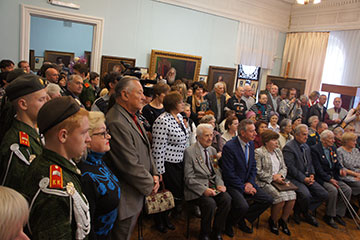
[335,215,346,226]
[224,225,234,238]
[199,233,210,240]
[279,218,291,236]
[268,217,279,235]
[323,215,338,229]
[238,220,253,234]
[304,213,319,227]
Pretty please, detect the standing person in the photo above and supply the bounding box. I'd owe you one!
[267,84,279,112]
[327,97,348,128]
[343,102,360,137]
[221,119,273,237]
[105,76,159,240]
[92,72,120,114]
[308,91,320,107]
[184,124,231,240]
[241,85,255,110]
[80,72,99,110]
[221,116,239,143]
[24,96,91,239]
[226,86,247,122]
[0,74,47,191]
[255,130,296,236]
[278,88,302,122]
[282,124,328,226]
[204,82,226,123]
[78,111,120,239]
[307,95,340,126]
[183,103,197,146]
[63,74,84,107]
[311,130,351,229]
[187,82,207,125]
[151,91,189,232]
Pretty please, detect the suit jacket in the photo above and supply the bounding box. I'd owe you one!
[184,143,224,201]
[307,104,336,125]
[219,137,257,193]
[266,93,278,112]
[311,143,342,185]
[205,91,226,123]
[226,95,247,122]
[282,139,315,183]
[255,146,287,187]
[105,103,157,220]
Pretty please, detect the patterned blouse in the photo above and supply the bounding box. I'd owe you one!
[152,112,189,174]
[337,147,360,182]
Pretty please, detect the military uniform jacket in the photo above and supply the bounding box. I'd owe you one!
[0,118,42,191]
[79,79,96,110]
[23,148,87,240]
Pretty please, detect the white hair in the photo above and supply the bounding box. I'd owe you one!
[196,123,214,137]
[68,74,83,83]
[214,82,223,89]
[294,124,308,136]
[320,129,334,141]
[46,83,61,96]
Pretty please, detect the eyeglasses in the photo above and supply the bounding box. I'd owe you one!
[92,129,110,138]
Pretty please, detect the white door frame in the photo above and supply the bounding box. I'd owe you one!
[20,4,104,73]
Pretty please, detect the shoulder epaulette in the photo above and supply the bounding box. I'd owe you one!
[19,131,30,147]
[49,165,63,189]
[309,133,316,137]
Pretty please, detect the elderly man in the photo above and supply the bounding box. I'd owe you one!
[0,74,47,191]
[267,84,279,112]
[241,85,255,110]
[250,91,273,122]
[105,76,159,240]
[308,95,340,126]
[63,75,84,106]
[184,124,231,240]
[221,119,273,236]
[283,124,328,226]
[226,86,247,122]
[45,67,59,84]
[205,82,226,123]
[311,130,351,229]
[327,97,348,128]
[278,88,302,121]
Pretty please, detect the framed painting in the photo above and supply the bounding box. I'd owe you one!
[44,50,74,66]
[84,51,91,70]
[267,75,306,96]
[100,55,136,78]
[198,74,208,83]
[149,49,202,83]
[207,66,237,95]
[34,56,44,70]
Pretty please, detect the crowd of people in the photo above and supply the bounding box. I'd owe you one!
[1,58,360,240]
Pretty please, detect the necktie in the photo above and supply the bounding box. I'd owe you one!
[132,114,143,136]
[300,144,308,166]
[204,149,213,174]
[245,143,249,165]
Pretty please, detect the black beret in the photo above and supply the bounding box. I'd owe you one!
[6,68,27,83]
[38,96,80,134]
[5,74,45,101]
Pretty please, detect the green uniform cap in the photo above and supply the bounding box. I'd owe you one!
[38,96,80,134]
[5,74,45,101]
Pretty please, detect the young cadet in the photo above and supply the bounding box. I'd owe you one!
[24,96,91,239]
[0,74,47,191]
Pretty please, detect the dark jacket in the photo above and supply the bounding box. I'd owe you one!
[311,143,343,185]
[226,95,247,122]
[307,104,336,126]
[204,91,226,123]
[219,137,257,193]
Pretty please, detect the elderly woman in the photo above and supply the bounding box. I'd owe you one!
[0,186,29,240]
[78,111,120,239]
[337,132,360,200]
[152,91,189,232]
[306,115,320,146]
[291,116,302,135]
[199,114,224,158]
[254,120,267,149]
[255,130,296,236]
[221,116,238,142]
[278,119,294,150]
[268,111,280,133]
[246,110,257,124]
[186,82,208,125]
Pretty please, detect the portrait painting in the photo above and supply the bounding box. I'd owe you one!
[149,50,202,83]
[207,66,237,95]
[100,55,136,78]
[198,75,208,83]
[44,50,74,67]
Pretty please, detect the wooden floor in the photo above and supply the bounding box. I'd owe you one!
[131,204,360,240]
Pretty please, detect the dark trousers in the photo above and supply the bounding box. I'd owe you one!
[291,179,328,213]
[227,186,273,225]
[163,161,184,200]
[192,192,232,235]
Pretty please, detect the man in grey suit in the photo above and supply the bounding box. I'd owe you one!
[282,124,328,227]
[184,124,231,240]
[105,76,160,240]
[204,82,226,123]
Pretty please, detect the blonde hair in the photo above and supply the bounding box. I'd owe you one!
[88,111,106,136]
[0,186,29,240]
[341,132,357,145]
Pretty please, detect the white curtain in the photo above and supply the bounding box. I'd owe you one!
[281,32,329,95]
[235,22,279,69]
[322,30,360,86]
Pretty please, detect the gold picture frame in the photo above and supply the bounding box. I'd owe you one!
[149,49,202,82]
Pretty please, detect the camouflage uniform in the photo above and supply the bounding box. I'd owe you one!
[24,148,90,239]
[79,79,95,110]
[0,118,42,191]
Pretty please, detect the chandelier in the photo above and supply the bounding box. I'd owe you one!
[296,0,321,4]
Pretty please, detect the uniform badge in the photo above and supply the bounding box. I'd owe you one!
[66,182,75,196]
[19,131,30,147]
[49,165,63,189]
[29,154,36,163]
[76,168,81,175]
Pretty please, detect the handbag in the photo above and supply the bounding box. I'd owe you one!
[144,182,175,214]
[271,180,298,191]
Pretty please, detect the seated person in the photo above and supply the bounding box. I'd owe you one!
[220,119,273,236]
[184,124,231,240]
[278,118,294,150]
[311,130,351,229]
[199,115,224,158]
[250,91,273,122]
[255,130,296,236]
[306,116,320,146]
[23,97,91,239]
[78,111,120,239]
[268,111,280,133]
[219,110,236,134]
[291,116,302,136]
[333,127,344,148]
[337,132,360,205]
[283,124,328,227]
[254,120,267,149]
[221,116,238,143]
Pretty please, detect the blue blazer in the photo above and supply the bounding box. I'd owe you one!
[219,137,257,193]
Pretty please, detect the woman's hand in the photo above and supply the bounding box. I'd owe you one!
[273,174,285,184]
